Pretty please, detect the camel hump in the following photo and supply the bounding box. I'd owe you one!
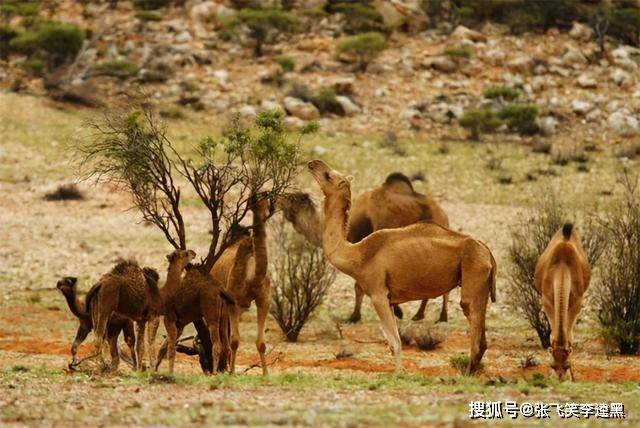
[384,172,414,192]
[562,223,573,239]
[110,259,140,276]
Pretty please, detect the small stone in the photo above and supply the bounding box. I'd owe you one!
[577,73,597,89]
[335,95,361,116]
[608,111,639,136]
[610,68,632,86]
[535,116,558,136]
[569,22,593,41]
[283,96,320,120]
[571,99,593,115]
[422,56,457,73]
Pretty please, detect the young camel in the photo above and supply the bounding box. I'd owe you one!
[73,261,164,371]
[279,172,451,323]
[307,160,496,374]
[534,224,591,381]
[158,249,234,374]
[56,276,136,370]
[211,198,271,375]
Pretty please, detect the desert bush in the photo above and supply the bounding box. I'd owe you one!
[222,7,298,56]
[483,86,520,102]
[336,31,388,72]
[498,104,538,135]
[21,58,45,76]
[270,220,336,342]
[133,0,172,10]
[458,107,501,141]
[442,46,471,58]
[44,183,84,201]
[93,59,139,79]
[531,139,552,154]
[519,352,539,368]
[450,354,483,375]
[379,131,407,156]
[597,171,640,355]
[332,2,389,35]
[0,4,17,21]
[507,193,606,348]
[399,325,444,350]
[276,56,294,72]
[9,21,85,69]
[610,6,640,46]
[312,88,345,116]
[135,10,162,21]
[0,25,17,59]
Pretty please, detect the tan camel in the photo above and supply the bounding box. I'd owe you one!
[157,249,234,374]
[534,224,591,381]
[211,198,271,375]
[279,172,451,323]
[307,160,496,374]
[73,261,164,371]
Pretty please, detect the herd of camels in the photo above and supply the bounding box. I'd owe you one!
[56,160,590,381]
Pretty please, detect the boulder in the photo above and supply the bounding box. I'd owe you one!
[569,22,593,41]
[451,25,487,43]
[174,30,193,44]
[507,55,534,73]
[335,95,361,116]
[571,99,593,115]
[238,104,257,119]
[608,111,639,136]
[562,47,588,69]
[190,1,235,24]
[284,116,305,131]
[260,98,283,112]
[611,47,637,72]
[536,116,558,137]
[577,73,597,89]
[284,96,320,120]
[610,68,632,86]
[422,56,457,73]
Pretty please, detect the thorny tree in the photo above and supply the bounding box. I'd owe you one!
[80,104,313,270]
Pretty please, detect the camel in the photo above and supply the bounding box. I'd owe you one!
[279,172,451,323]
[534,224,591,381]
[56,276,136,370]
[211,198,271,375]
[72,261,164,371]
[158,249,234,374]
[307,160,496,374]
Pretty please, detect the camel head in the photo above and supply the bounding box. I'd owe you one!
[166,249,197,269]
[278,192,317,222]
[549,345,572,381]
[307,160,353,201]
[56,277,78,296]
[248,194,273,222]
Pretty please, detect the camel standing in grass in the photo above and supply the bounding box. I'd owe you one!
[279,173,451,323]
[307,160,496,373]
[158,249,234,374]
[211,198,271,375]
[73,261,164,371]
[534,224,591,381]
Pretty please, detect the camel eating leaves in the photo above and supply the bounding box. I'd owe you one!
[307,160,496,374]
[534,224,591,381]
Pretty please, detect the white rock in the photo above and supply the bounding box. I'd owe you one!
[536,116,558,136]
[569,22,593,41]
[175,30,192,44]
[260,99,283,112]
[400,108,421,121]
[562,47,588,69]
[577,73,597,88]
[422,56,457,73]
[190,1,235,23]
[283,116,305,131]
[571,99,593,115]
[238,104,257,119]
[507,55,534,73]
[312,145,328,156]
[451,25,486,43]
[283,96,320,120]
[611,68,632,86]
[608,111,639,136]
[585,108,602,123]
[335,95,361,116]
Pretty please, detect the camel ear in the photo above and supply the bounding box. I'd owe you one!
[68,277,77,287]
[187,250,196,259]
[346,175,354,183]
[166,253,173,262]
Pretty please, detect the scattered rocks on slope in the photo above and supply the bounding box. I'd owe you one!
[571,99,594,115]
[577,73,597,89]
[284,96,320,120]
[335,95,361,116]
[610,68,632,86]
[562,46,588,69]
[451,25,487,43]
[422,56,457,73]
[536,116,558,137]
[569,22,593,42]
[607,111,639,136]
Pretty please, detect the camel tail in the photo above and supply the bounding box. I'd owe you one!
[562,223,573,239]
[554,264,571,348]
[489,253,497,303]
[219,289,236,305]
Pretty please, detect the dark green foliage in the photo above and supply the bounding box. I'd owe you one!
[222,7,298,56]
[21,58,45,76]
[610,6,640,45]
[458,108,501,141]
[0,4,17,21]
[336,31,388,71]
[44,183,84,201]
[442,46,471,58]
[597,172,640,355]
[332,2,389,35]
[9,21,85,69]
[498,104,538,135]
[484,86,520,101]
[133,0,173,10]
[93,59,139,79]
[135,10,162,21]
[312,88,344,116]
[276,56,295,72]
[0,25,17,59]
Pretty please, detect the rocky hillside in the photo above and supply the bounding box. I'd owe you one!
[2,0,640,153]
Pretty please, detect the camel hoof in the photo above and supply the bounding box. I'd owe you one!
[345,314,361,324]
[411,313,425,321]
[437,315,448,323]
[393,306,404,320]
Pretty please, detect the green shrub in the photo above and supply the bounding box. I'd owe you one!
[222,7,298,56]
[336,31,388,72]
[483,86,520,101]
[458,107,501,140]
[133,0,172,10]
[498,104,538,135]
[610,7,640,45]
[276,56,294,72]
[15,2,40,17]
[333,2,389,34]
[135,10,162,21]
[93,59,139,78]
[21,58,45,76]
[449,355,483,375]
[312,88,344,116]
[0,4,17,20]
[10,21,85,68]
[442,46,471,58]
[0,25,17,59]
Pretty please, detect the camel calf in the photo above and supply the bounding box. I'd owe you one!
[534,224,591,381]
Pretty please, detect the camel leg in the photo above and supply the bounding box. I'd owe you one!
[255,296,270,376]
[203,314,222,375]
[412,300,428,321]
[135,321,147,371]
[146,317,160,371]
[229,305,242,374]
[370,293,402,373]
[122,321,137,369]
[163,317,178,373]
[438,293,449,323]
[193,319,213,374]
[392,304,404,319]
[69,325,90,368]
[459,269,491,375]
[107,331,120,372]
[346,282,365,323]
[92,307,110,371]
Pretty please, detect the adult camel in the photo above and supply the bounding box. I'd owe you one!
[307,160,496,374]
[279,172,450,323]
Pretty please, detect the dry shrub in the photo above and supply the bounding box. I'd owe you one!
[44,183,84,201]
[399,325,444,351]
[270,220,336,342]
[597,171,640,355]
[507,193,606,348]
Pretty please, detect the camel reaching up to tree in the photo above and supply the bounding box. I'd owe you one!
[534,224,591,381]
[211,197,272,375]
[279,172,451,323]
[71,261,164,371]
[307,160,496,374]
[56,276,136,370]
[158,249,234,374]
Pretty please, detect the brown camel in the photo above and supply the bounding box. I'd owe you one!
[211,198,271,375]
[307,160,496,374]
[279,172,451,323]
[56,276,136,370]
[534,224,591,381]
[73,260,164,371]
[158,249,234,374]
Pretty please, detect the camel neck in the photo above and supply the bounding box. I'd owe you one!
[62,291,87,320]
[164,262,184,297]
[252,215,268,280]
[322,193,360,277]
